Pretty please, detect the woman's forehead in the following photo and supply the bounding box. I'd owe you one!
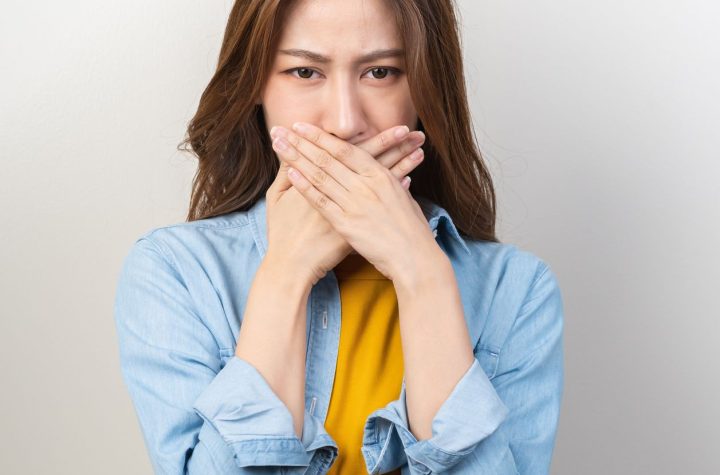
[278,0,402,54]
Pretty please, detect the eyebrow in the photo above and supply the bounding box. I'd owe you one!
[278,48,405,64]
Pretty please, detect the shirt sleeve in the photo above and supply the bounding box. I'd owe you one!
[361,262,564,474]
[114,236,338,474]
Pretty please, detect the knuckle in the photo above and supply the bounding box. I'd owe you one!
[393,160,409,177]
[335,145,353,160]
[315,193,329,209]
[406,153,422,170]
[400,140,414,155]
[311,169,328,186]
[378,132,390,148]
[314,150,333,168]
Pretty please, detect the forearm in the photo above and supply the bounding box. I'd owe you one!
[393,247,476,441]
[234,253,310,439]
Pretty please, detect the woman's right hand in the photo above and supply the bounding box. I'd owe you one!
[263,125,426,286]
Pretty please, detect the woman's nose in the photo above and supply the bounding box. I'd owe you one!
[320,77,368,142]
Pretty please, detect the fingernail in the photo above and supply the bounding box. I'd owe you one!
[272,126,288,138]
[411,148,424,160]
[292,122,309,133]
[394,126,410,139]
[273,137,289,151]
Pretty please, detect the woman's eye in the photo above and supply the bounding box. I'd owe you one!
[363,67,400,80]
[284,67,401,81]
[291,67,318,80]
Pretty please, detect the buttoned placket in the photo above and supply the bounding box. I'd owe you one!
[303,271,341,422]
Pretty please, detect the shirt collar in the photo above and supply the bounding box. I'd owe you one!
[248,195,470,259]
[415,195,471,255]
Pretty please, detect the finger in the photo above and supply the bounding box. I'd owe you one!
[353,124,412,157]
[354,130,425,189]
[271,136,353,211]
[274,126,361,193]
[374,130,425,169]
[266,158,294,201]
[285,166,345,224]
[291,122,386,175]
[389,146,424,181]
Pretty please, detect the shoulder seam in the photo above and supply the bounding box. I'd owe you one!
[473,257,550,356]
[136,235,181,277]
[530,260,550,289]
[134,235,225,355]
[515,262,562,357]
[148,219,250,233]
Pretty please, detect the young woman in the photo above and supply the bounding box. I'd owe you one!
[114,0,565,474]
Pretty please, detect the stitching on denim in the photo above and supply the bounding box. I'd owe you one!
[425,438,475,457]
[147,218,251,233]
[138,235,224,353]
[372,422,395,472]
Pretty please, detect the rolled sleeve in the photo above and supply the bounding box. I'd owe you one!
[362,358,509,474]
[362,259,564,474]
[193,355,338,469]
[115,236,338,474]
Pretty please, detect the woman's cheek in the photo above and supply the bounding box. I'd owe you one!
[364,94,417,129]
[263,91,318,128]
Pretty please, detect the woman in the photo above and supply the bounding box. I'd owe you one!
[114,0,565,474]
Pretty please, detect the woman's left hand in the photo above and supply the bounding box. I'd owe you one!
[270,121,441,282]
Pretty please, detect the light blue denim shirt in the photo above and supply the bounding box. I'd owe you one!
[114,195,564,475]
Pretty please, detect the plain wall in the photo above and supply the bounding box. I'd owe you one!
[1,0,718,473]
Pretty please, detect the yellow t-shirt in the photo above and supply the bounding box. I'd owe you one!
[325,252,404,475]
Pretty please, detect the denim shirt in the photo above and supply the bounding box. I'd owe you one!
[114,195,564,475]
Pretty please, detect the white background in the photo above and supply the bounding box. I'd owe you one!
[1,1,718,473]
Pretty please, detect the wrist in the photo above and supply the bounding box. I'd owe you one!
[392,244,453,297]
[259,251,313,298]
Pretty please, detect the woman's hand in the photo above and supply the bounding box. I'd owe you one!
[264,124,426,286]
[270,122,439,282]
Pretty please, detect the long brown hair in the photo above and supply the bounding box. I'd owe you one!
[178,0,499,243]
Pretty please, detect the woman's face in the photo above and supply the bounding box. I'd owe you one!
[260,0,418,146]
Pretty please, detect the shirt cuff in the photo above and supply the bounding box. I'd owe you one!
[362,357,509,474]
[193,356,338,470]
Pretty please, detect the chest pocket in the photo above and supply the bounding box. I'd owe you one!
[473,308,517,381]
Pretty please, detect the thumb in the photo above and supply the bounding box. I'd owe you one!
[267,159,294,200]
